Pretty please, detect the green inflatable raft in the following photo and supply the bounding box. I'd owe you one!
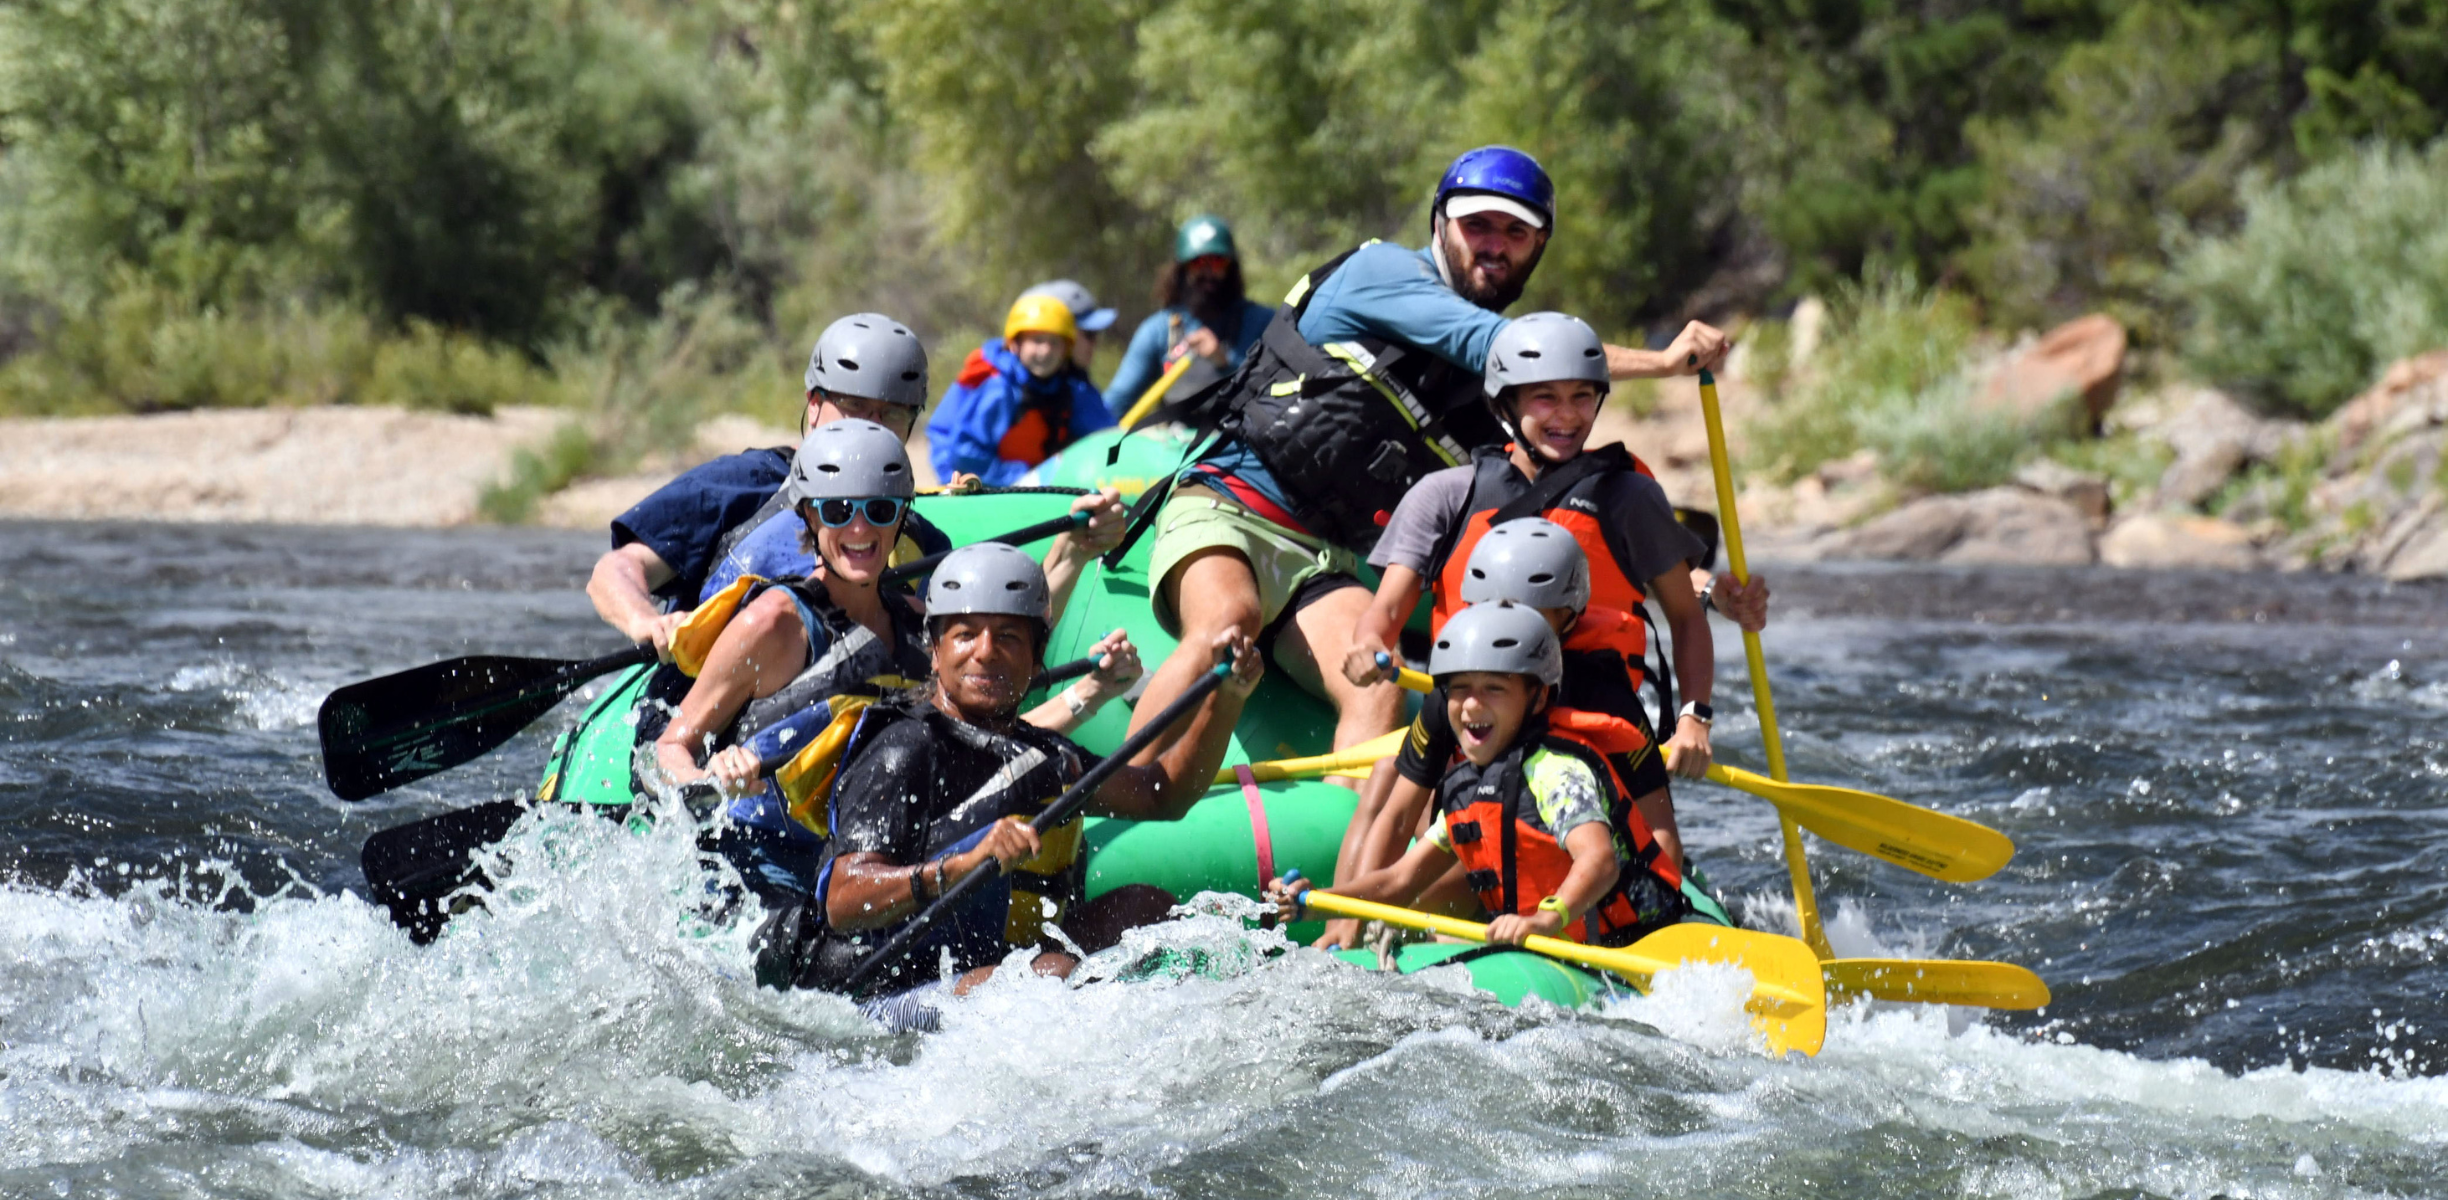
[535,480,1616,1005]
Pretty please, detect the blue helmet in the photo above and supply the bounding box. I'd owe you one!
[1434,146,1555,231]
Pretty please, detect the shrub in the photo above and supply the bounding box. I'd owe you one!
[2170,142,2448,418]
[0,277,558,416]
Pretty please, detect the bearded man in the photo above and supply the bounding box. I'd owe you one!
[1114,147,1734,782]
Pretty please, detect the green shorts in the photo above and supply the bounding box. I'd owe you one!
[1147,486,1362,638]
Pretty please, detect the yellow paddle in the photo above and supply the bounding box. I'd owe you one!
[1296,889,1826,1057]
[1704,763,2013,883]
[1380,656,2010,884]
[1823,957,2051,1010]
[1212,729,1405,787]
[1119,325,1199,430]
[1696,367,1833,959]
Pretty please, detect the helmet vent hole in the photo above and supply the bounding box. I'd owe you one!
[1003,581,1026,591]
[1528,572,1554,584]
[1519,349,1542,359]
[1492,637,1519,649]
[817,464,841,475]
[942,580,963,591]
[836,358,858,371]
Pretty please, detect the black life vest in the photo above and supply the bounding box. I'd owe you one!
[1209,244,1506,552]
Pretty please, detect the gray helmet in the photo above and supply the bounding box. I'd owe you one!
[1020,279,1118,333]
[785,419,915,505]
[1459,518,1591,611]
[804,313,929,407]
[1484,311,1610,400]
[1429,601,1563,687]
[924,542,1051,622]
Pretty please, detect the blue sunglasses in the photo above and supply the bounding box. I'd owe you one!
[810,496,907,528]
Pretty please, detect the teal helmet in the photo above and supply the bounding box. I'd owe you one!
[1175,214,1237,263]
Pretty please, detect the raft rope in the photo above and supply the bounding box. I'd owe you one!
[1233,763,1276,889]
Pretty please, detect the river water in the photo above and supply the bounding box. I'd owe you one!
[3,520,2444,1198]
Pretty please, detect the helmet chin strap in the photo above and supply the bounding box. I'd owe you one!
[1430,210,1459,291]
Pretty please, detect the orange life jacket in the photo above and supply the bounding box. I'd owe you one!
[1427,444,1657,633]
[1438,708,1681,944]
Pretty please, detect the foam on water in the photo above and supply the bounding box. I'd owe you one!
[5,816,2445,1198]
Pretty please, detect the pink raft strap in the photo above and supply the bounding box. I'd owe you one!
[1235,764,1276,888]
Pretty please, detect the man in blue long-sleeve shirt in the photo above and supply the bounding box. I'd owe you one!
[1123,146,1734,783]
[1103,215,1278,415]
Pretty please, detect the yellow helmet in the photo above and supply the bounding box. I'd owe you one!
[1003,293,1079,344]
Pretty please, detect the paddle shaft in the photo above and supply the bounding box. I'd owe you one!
[880,510,1089,586]
[1696,368,1830,959]
[1120,340,1197,430]
[367,646,655,744]
[839,663,1231,992]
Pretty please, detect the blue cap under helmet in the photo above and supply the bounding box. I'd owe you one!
[1435,146,1555,231]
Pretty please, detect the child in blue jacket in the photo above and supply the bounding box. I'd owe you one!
[927,293,1114,486]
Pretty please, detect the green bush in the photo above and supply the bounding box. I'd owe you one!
[1752,276,2063,493]
[1962,0,2274,342]
[0,280,562,416]
[2170,142,2448,418]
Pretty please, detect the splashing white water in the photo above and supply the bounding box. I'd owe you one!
[3,811,2444,1198]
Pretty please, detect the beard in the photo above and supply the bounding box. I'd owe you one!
[1181,272,1242,331]
[1439,225,1542,311]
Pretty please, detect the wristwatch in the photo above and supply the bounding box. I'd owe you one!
[1536,895,1573,922]
[1678,700,1714,727]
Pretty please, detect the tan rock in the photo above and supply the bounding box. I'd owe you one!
[1824,487,2094,565]
[1979,313,2127,431]
[2014,458,2111,528]
[2330,349,2448,463]
[1939,488,2097,566]
[2150,387,2269,510]
[2384,515,2448,582]
[1828,494,1974,560]
[2098,513,2260,571]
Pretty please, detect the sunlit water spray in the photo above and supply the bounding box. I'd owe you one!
[6,525,2448,1196]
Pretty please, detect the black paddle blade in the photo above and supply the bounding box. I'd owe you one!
[361,798,530,944]
[318,646,654,801]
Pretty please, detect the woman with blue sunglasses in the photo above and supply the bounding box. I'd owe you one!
[647,420,935,858]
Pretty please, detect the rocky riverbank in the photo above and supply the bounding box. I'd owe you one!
[8,333,2448,587]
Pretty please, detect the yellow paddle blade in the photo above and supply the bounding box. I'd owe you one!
[1299,891,1826,1058]
[1704,763,2014,884]
[1393,665,1434,693]
[1607,924,1828,1057]
[1824,958,2051,1010]
[1215,729,1405,787]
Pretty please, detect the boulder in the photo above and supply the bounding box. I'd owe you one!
[1978,313,2127,431]
[2013,458,2112,528]
[1825,488,2094,565]
[2330,349,2448,464]
[1828,495,1973,560]
[1940,488,2097,566]
[2098,513,2260,571]
[2150,387,2271,510]
[2383,514,2448,582]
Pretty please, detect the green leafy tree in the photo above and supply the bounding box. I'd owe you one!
[1962,1,2277,340]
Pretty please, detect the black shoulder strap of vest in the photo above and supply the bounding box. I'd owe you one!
[1495,737,1536,916]
[1489,443,1635,527]
[1419,449,1503,593]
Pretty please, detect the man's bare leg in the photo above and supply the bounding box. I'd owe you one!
[1130,547,1266,760]
[1270,583,1404,776]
